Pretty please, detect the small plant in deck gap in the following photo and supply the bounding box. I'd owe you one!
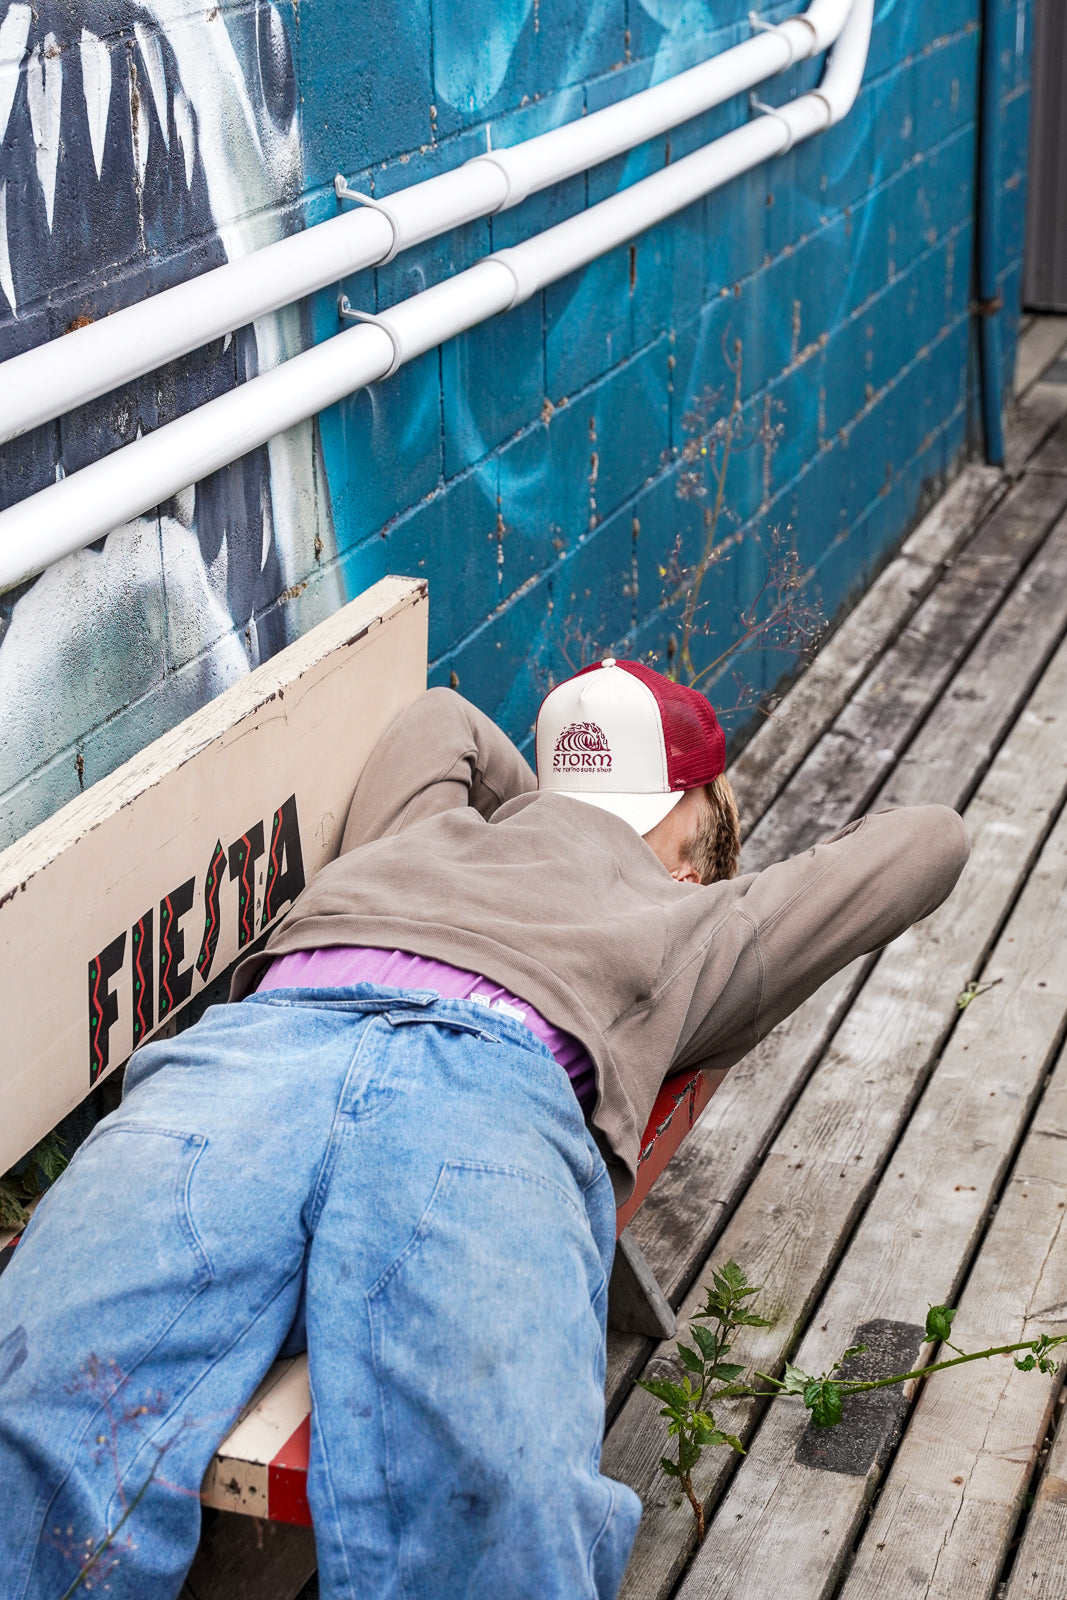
[639,1260,1067,1545]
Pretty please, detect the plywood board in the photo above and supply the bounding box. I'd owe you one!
[0,577,428,1174]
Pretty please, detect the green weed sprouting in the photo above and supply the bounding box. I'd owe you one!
[0,1131,67,1230]
[637,1260,770,1541]
[638,1260,1067,1544]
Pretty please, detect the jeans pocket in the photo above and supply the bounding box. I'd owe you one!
[28,1123,215,1359]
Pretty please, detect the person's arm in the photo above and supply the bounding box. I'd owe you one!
[340,687,536,852]
[674,804,970,1071]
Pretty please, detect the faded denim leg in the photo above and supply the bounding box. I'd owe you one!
[0,994,381,1600]
[290,994,642,1600]
[0,987,641,1600]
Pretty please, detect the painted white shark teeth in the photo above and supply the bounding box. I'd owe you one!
[0,3,31,148]
[79,29,112,181]
[174,89,195,189]
[134,22,169,151]
[27,32,63,232]
[0,181,15,315]
[130,51,150,188]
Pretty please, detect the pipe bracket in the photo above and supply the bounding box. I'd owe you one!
[783,12,819,52]
[747,10,806,70]
[333,175,402,263]
[749,94,797,154]
[337,296,403,378]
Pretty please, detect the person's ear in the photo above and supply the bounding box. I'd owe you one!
[670,863,700,885]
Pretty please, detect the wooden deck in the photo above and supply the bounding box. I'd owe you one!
[600,326,1067,1600]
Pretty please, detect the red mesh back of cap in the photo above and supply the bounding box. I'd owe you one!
[573,660,726,789]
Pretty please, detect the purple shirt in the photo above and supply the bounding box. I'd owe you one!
[259,947,597,1113]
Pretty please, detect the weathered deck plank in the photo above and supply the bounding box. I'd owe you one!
[879,507,1067,810]
[1014,316,1067,397]
[676,729,1067,1599]
[1002,1391,1067,1600]
[1005,381,1067,477]
[838,1048,1067,1600]
[605,625,1067,1600]
[605,341,1067,1600]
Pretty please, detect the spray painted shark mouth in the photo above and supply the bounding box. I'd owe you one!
[0,1,337,844]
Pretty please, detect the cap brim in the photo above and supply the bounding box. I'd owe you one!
[553,788,685,837]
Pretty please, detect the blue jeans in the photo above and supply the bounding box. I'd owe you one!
[0,988,641,1599]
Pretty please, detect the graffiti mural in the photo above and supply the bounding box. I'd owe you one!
[0,0,1034,840]
[0,0,340,846]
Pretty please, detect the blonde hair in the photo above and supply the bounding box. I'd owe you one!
[688,773,741,885]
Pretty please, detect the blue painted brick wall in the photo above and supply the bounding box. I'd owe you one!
[0,0,1034,839]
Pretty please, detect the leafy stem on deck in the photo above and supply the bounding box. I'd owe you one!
[636,1260,771,1541]
[639,1264,1067,1543]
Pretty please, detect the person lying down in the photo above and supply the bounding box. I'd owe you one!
[0,658,969,1600]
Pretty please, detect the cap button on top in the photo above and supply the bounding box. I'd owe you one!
[601,657,616,668]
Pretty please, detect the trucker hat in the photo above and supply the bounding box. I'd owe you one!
[535,657,726,836]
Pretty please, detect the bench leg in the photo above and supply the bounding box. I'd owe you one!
[607,1227,677,1339]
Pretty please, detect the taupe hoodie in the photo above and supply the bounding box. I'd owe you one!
[233,689,969,1201]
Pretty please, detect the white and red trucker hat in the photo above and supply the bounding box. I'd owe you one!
[535,658,726,836]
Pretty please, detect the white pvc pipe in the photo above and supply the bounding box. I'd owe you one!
[0,0,872,594]
[0,0,854,446]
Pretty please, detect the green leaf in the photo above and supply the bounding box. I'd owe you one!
[1014,1353,1037,1372]
[677,1343,704,1375]
[719,1260,750,1295]
[638,1378,690,1409]
[690,1325,719,1360]
[0,1181,30,1231]
[711,1431,746,1455]
[925,1305,957,1343]
[708,1361,745,1382]
[781,1362,811,1396]
[838,1344,869,1365]
[28,1133,68,1187]
[732,1309,774,1328]
[804,1379,843,1429]
[659,1455,680,1479]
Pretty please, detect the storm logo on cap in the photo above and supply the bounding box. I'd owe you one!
[553,722,612,772]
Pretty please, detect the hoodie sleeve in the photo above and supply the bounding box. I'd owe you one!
[673,804,971,1072]
[339,687,536,852]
